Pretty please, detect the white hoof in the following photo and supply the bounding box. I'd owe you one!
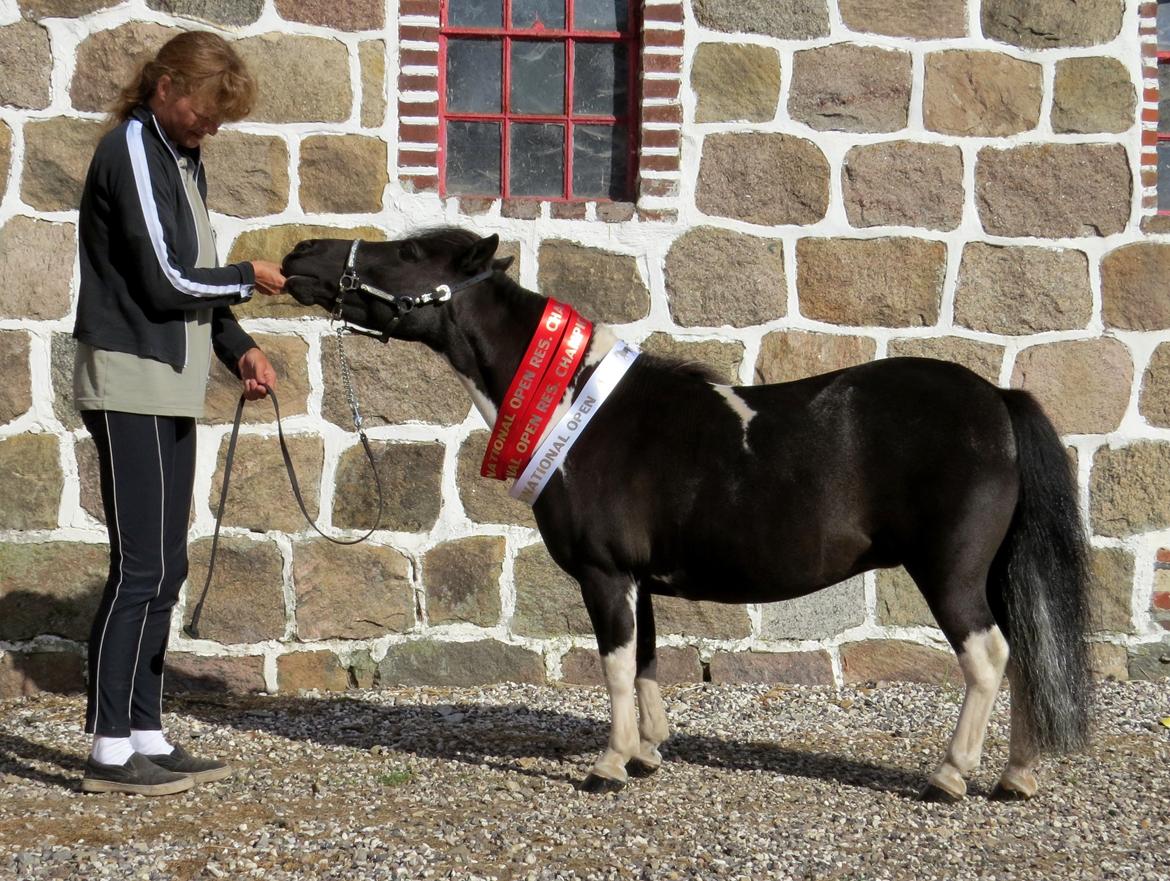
[925,764,967,801]
[992,768,1038,800]
[626,743,663,777]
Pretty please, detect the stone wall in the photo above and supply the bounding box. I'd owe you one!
[2,0,1169,698]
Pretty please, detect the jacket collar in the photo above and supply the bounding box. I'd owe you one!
[130,104,201,165]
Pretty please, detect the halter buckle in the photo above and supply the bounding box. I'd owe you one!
[435,284,452,303]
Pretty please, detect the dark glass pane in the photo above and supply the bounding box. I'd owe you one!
[510,41,565,114]
[573,41,627,116]
[1161,65,1170,134]
[447,121,501,194]
[1160,142,1170,212]
[512,0,565,29]
[572,124,626,199]
[446,39,502,113]
[1159,1,1170,48]
[510,123,564,196]
[573,0,627,32]
[448,0,502,27]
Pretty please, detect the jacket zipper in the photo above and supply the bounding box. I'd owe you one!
[152,115,202,369]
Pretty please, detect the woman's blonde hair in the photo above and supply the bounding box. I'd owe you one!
[110,31,256,124]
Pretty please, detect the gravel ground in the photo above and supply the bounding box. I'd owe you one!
[0,679,1168,881]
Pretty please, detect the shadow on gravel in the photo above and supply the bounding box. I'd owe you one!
[172,693,925,798]
[0,733,86,789]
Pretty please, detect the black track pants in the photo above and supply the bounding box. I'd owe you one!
[81,411,196,736]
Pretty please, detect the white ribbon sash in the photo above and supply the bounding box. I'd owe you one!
[509,341,641,505]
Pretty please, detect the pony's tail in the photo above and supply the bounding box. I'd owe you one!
[992,389,1093,753]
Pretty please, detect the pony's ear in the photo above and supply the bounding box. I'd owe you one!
[459,234,499,273]
[492,255,515,272]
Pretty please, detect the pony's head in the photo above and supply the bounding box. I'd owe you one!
[282,228,513,340]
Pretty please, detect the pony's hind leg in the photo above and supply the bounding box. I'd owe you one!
[628,589,669,778]
[991,661,1041,800]
[578,570,640,793]
[922,624,1010,801]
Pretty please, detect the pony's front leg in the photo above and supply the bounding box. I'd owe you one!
[628,589,669,778]
[578,571,639,793]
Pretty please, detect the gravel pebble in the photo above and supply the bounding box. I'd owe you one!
[0,680,1167,879]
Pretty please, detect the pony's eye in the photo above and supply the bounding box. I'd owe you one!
[400,242,421,262]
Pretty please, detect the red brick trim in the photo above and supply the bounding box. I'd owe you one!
[641,0,683,226]
[397,0,441,193]
[644,3,683,23]
[636,2,684,221]
[551,202,588,220]
[1139,2,1161,214]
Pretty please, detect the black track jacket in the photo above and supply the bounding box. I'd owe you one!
[74,104,256,374]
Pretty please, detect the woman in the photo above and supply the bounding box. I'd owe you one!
[73,31,285,796]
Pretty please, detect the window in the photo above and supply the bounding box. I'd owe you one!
[438,0,640,201]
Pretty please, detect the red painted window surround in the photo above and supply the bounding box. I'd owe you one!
[397,0,684,222]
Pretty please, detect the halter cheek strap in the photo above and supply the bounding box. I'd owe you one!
[333,239,495,342]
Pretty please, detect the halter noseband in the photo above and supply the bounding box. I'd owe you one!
[332,239,493,342]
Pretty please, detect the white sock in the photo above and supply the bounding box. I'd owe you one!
[130,729,174,756]
[91,735,134,766]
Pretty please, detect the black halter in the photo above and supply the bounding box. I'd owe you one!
[332,239,494,342]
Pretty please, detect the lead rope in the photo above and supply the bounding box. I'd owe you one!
[185,332,384,638]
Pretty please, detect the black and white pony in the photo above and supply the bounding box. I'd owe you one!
[282,228,1092,801]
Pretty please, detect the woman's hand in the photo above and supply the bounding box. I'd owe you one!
[251,260,287,296]
[238,347,277,400]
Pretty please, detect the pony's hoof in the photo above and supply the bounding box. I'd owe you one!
[580,773,625,794]
[989,782,1033,802]
[625,757,660,778]
[919,782,962,803]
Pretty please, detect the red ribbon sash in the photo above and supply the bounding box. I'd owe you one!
[481,299,593,481]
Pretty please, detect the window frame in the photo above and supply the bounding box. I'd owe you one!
[396,0,684,223]
[437,0,643,203]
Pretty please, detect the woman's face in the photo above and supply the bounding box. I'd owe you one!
[150,76,221,149]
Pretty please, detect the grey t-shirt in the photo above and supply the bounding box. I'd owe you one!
[74,153,217,417]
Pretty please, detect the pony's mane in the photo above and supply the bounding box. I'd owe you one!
[412,225,482,253]
[640,353,726,384]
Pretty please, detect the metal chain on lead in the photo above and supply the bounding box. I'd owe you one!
[335,327,364,431]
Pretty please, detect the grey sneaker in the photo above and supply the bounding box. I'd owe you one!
[80,752,194,796]
[143,744,232,784]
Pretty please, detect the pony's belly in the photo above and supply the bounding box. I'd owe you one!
[642,556,847,605]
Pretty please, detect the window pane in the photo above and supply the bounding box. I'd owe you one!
[1160,143,1170,212]
[573,41,628,117]
[446,39,502,113]
[510,123,564,196]
[510,41,565,114]
[1160,1,1170,48]
[1161,65,1170,134]
[512,0,565,29]
[448,0,502,28]
[572,124,626,199]
[447,121,501,194]
[573,0,627,32]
